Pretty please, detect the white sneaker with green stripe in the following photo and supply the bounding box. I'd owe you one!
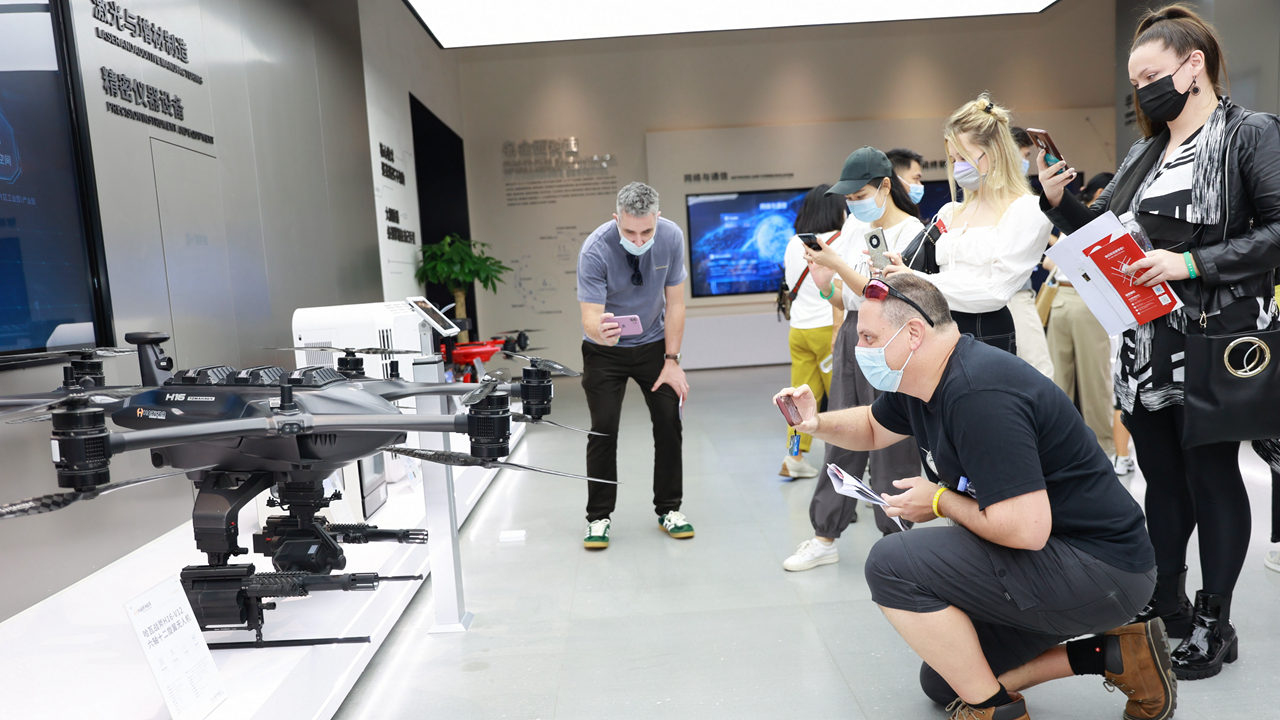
[584,518,610,549]
[658,511,694,539]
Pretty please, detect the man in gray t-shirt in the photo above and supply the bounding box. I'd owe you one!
[576,181,690,550]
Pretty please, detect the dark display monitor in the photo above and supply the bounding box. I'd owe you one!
[685,187,808,298]
[0,5,109,359]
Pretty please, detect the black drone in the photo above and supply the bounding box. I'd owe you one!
[0,332,604,648]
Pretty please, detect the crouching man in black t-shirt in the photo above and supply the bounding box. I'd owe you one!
[775,274,1176,720]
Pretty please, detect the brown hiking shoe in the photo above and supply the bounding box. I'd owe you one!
[945,691,1029,720]
[1103,617,1177,720]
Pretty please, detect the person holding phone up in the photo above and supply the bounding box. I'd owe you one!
[1038,4,1280,681]
[576,182,691,550]
[777,147,923,573]
[778,185,849,480]
[882,94,1053,356]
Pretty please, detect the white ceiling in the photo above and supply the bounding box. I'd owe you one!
[405,0,1058,49]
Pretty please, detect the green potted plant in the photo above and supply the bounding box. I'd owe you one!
[415,233,511,342]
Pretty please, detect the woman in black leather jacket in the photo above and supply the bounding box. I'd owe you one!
[1039,4,1280,682]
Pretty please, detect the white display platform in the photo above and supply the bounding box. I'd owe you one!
[0,424,521,720]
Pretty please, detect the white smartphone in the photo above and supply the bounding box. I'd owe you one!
[865,228,890,271]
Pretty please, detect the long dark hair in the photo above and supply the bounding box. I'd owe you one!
[795,184,846,234]
[869,175,920,219]
[1131,4,1227,138]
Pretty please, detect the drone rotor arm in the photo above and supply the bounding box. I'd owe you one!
[310,413,468,434]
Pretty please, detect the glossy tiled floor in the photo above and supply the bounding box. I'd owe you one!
[335,364,1280,720]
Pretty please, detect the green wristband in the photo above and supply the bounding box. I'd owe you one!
[818,282,835,299]
[1184,252,1198,280]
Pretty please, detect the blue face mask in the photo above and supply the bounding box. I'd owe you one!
[1021,157,1031,175]
[854,323,914,392]
[618,219,658,255]
[906,182,925,204]
[846,189,887,223]
[621,236,655,255]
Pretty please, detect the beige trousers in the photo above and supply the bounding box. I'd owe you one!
[1047,286,1113,453]
[1008,288,1054,378]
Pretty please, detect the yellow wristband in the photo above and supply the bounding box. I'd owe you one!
[932,486,949,519]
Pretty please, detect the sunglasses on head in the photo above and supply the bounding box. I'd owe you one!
[863,278,935,327]
[625,254,643,286]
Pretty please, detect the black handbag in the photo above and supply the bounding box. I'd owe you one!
[1183,317,1280,447]
[902,218,945,274]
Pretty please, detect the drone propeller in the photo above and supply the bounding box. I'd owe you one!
[0,346,136,364]
[460,370,508,406]
[511,413,606,436]
[496,329,544,334]
[502,351,581,377]
[268,345,422,357]
[380,446,615,485]
[0,386,143,421]
[0,465,213,519]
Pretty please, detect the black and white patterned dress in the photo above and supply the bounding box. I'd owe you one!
[1115,129,1274,414]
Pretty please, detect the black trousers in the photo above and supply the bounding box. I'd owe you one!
[582,340,683,521]
[1125,401,1250,596]
[953,307,1017,355]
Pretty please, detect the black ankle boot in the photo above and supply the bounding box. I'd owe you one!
[1171,590,1238,680]
[1132,566,1194,637]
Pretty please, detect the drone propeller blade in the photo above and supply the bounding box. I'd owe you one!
[497,329,544,334]
[0,386,141,421]
[0,400,58,420]
[502,351,581,377]
[381,445,614,484]
[380,446,486,468]
[267,345,421,355]
[511,413,606,436]
[490,460,616,484]
[0,466,210,520]
[0,346,137,364]
[459,369,507,406]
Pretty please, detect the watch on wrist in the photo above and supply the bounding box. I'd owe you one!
[664,353,681,364]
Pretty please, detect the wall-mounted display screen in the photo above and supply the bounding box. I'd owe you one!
[0,5,107,358]
[685,188,807,298]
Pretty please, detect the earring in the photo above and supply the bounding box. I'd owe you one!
[1191,76,1201,95]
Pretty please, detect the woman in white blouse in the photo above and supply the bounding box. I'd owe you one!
[885,94,1052,353]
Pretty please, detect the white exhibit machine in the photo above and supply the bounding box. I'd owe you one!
[0,297,526,720]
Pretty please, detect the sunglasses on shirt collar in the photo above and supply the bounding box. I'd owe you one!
[863,278,935,327]
[625,254,644,286]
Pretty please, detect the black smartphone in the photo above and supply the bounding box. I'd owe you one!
[798,233,824,251]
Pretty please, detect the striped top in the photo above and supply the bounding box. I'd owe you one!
[1134,128,1200,220]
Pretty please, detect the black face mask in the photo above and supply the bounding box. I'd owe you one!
[1136,57,1192,123]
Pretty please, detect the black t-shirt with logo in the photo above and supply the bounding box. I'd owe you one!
[871,335,1154,573]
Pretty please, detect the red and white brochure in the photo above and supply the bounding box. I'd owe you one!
[1083,232,1181,326]
[1044,211,1183,334]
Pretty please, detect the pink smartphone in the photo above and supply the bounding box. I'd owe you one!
[776,395,803,426]
[614,314,643,336]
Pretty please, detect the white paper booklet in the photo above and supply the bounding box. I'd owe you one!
[826,463,906,531]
